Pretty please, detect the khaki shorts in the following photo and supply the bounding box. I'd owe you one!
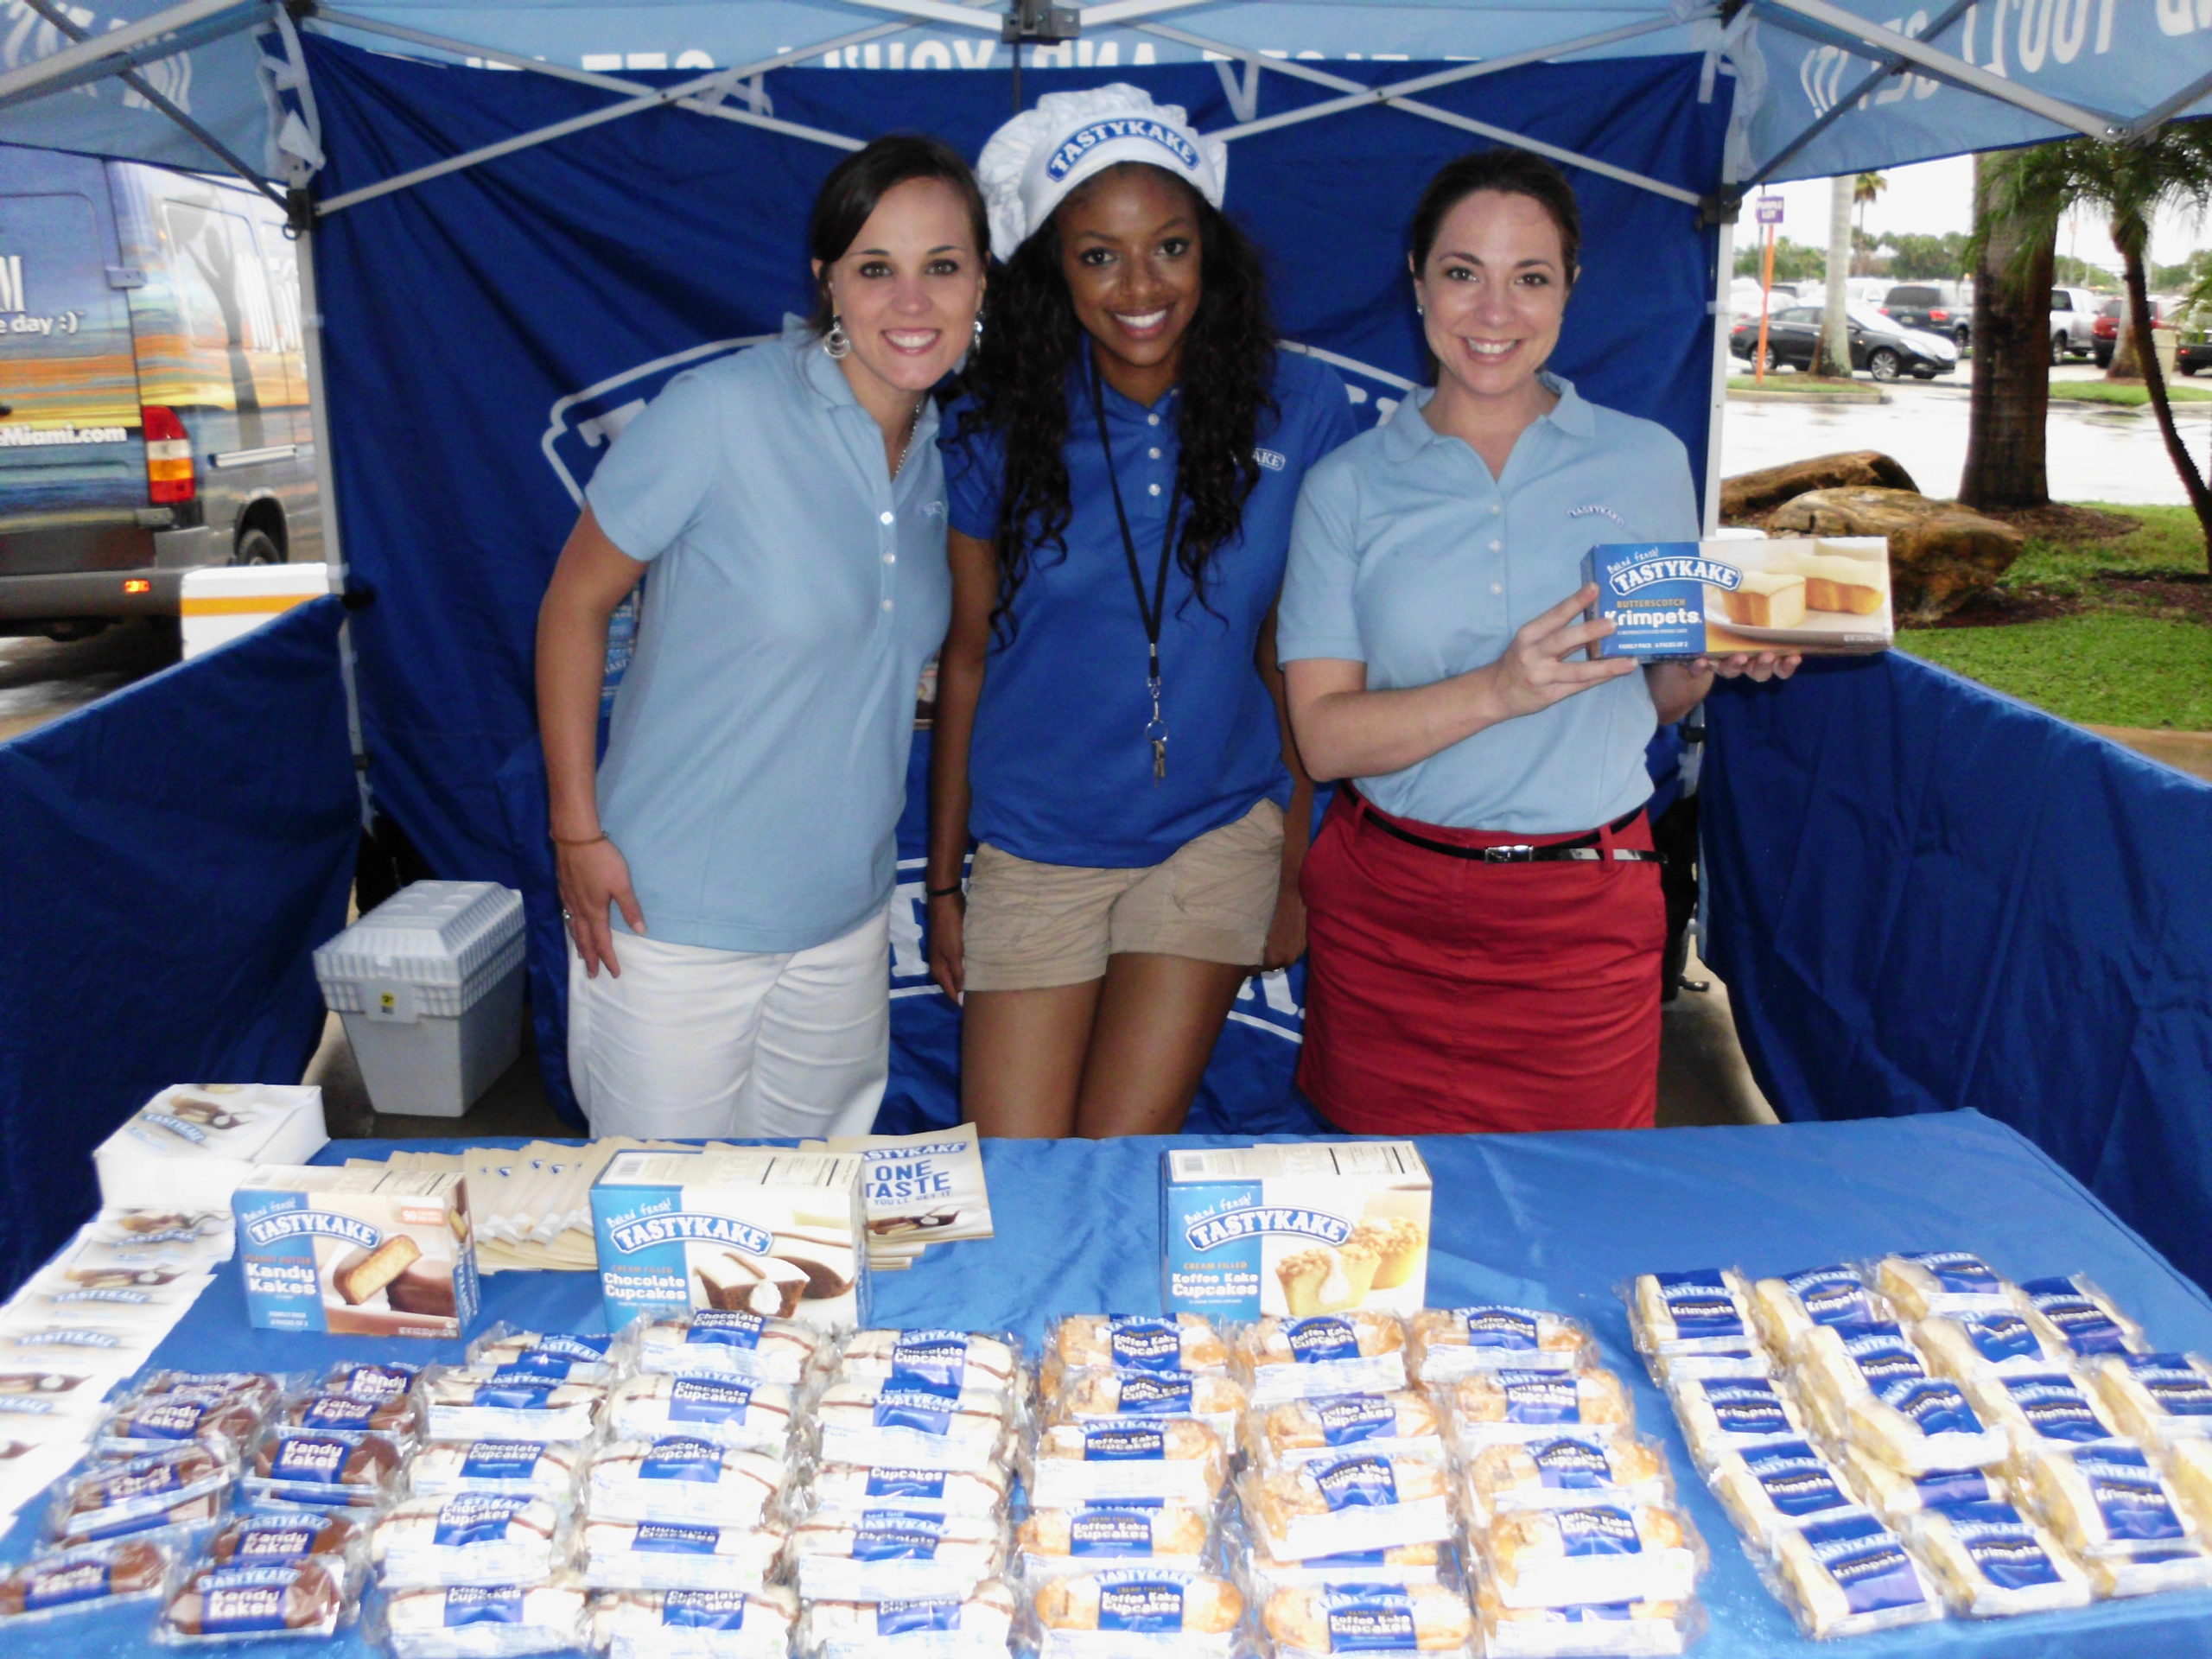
[962,798,1286,992]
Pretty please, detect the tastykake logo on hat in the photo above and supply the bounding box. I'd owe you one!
[1045,117,1202,182]
[978,84,1228,262]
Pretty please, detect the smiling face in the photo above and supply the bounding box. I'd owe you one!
[814,175,986,421]
[1056,163,1204,406]
[1414,188,1573,423]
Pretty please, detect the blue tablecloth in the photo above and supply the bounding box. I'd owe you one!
[10,1111,2212,1656]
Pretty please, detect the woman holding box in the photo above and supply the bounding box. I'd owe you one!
[535,136,988,1141]
[1277,149,1794,1135]
[925,86,1354,1137]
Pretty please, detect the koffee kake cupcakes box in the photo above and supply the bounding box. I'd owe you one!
[1160,1141,1433,1319]
[1583,536,1892,658]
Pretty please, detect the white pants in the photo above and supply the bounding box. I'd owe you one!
[567,905,891,1141]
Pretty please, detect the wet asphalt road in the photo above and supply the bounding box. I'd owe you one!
[1722,359,2203,505]
[0,618,179,744]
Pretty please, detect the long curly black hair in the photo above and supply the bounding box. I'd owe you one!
[953,164,1278,636]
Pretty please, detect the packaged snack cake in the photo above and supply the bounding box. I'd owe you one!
[1583,537,1891,658]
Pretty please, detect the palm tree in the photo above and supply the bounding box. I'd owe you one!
[1960,155,2056,512]
[1853,171,1887,276]
[1980,127,2212,562]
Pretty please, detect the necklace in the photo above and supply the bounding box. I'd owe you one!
[890,397,925,478]
[1088,356,1181,783]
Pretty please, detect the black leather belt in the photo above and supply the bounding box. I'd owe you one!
[1351,794,1663,865]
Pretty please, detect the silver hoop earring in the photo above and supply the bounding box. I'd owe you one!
[823,317,852,360]
[972,315,984,346]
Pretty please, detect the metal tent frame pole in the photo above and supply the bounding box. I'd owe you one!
[290,215,374,832]
[0,0,261,105]
[16,0,286,207]
[1732,0,1976,198]
[1703,213,1734,537]
[1755,0,2121,141]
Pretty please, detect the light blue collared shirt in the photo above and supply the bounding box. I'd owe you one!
[1277,375,1698,835]
[586,318,953,953]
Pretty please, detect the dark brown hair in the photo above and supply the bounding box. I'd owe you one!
[1408,148,1581,286]
[950,162,1278,639]
[807,134,988,334]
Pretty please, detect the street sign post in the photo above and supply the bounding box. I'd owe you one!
[1754,197,1784,385]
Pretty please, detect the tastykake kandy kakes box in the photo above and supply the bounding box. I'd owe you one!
[1582,536,1893,658]
[590,1147,868,1332]
[233,1165,479,1338]
[1160,1141,1433,1319]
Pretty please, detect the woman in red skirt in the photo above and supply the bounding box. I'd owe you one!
[1275,149,1795,1134]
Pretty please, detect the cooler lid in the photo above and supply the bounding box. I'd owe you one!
[314,880,524,990]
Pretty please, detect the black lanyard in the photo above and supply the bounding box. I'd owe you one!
[1088,357,1181,781]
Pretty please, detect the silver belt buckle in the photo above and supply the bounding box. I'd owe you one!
[1483,844,1535,863]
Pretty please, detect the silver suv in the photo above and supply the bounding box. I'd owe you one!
[2050,286,2102,363]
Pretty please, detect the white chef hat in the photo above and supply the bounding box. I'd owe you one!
[976,83,1229,263]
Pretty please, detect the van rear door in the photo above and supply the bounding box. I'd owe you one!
[0,175,144,582]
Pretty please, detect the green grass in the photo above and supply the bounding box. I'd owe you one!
[2046,380,2212,407]
[1999,503,2205,598]
[1726,375,1872,395]
[1896,504,2210,728]
[1899,613,2212,729]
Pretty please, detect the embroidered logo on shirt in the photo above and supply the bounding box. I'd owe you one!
[920,500,947,520]
[1254,448,1287,472]
[1568,503,1628,526]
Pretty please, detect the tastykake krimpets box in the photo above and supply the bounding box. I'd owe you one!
[590,1147,868,1332]
[1160,1141,1433,1319]
[1583,536,1892,658]
[234,1166,479,1338]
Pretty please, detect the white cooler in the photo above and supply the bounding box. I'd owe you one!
[180,562,332,658]
[315,881,526,1118]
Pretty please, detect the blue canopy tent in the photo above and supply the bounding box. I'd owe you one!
[0,0,2208,1294]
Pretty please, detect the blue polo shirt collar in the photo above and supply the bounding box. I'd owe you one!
[1083,355,1182,428]
[1382,372,1592,463]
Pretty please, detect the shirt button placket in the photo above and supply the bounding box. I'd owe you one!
[880,507,897,616]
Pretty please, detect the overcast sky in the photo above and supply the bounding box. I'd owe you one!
[1757,156,2209,283]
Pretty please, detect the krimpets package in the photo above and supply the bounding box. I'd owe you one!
[1583,537,1891,659]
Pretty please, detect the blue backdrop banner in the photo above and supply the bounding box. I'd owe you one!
[1700,651,2212,1294]
[306,37,1727,1122]
[0,599,359,1294]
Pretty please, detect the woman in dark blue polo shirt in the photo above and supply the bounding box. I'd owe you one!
[926,86,1353,1137]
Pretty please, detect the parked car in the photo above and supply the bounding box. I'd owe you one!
[2092,294,2183,368]
[2049,285,2104,362]
[1879,281,1972,350]
[0,145,319,639]
[1729,302,1958,381]
[2178,321,2212,377]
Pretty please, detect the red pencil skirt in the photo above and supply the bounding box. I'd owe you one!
[1296,788,1667,1135]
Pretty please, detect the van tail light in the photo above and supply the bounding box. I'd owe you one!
[1929,308,1949,321]
[142,405,194,505]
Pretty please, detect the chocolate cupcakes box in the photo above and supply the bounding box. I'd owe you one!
[1160,1141,1433,1319]
[233,1166,480,1339]
[1582,536,1893,658]
[590,1148,868,1332]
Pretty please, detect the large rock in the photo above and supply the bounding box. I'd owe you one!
[1721,451,1920,523]
[1767,486,2024,622]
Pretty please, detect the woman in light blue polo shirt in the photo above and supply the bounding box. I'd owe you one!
[924,87,1354,1137]
[1279,149,1794,1137]
[533,137,987,1141]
